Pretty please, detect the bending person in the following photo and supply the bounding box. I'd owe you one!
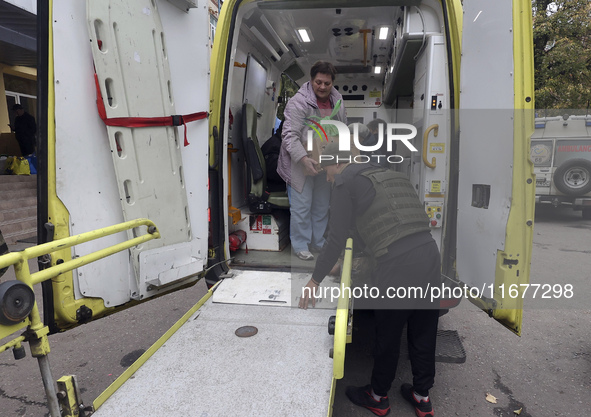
[300,143,439,417]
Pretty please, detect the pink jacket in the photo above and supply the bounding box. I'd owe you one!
[277,82,347,193]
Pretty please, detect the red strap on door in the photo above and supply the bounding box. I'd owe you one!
[93,72,207,146]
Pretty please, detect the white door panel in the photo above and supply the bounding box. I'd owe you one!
[51,0,210,311]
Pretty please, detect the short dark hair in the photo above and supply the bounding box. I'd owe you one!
[367,118,387,133]
[12,104,23,111]
[310,61,337,81]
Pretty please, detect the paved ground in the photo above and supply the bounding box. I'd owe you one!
[1,204,590,416]
[334,204,591,416]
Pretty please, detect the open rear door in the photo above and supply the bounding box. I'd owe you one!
[42,0,211,331]
[456,0,535,334]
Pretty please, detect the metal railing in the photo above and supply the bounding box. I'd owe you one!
[332,238,353,380]
[0,218,160,417]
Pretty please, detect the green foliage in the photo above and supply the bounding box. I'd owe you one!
[533,0,591,110]
[277,74,299,120]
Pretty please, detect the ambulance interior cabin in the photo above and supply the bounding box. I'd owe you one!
[219,0,452,270]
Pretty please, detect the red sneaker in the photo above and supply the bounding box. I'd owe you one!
[345,385,391,416]
[400,383,434,417]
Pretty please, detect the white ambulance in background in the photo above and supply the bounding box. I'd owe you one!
[531,115,591,219]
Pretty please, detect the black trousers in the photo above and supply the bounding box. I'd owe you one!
[369,240,441,397]
[16,136,35,156]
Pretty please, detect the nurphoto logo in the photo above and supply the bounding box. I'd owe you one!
[306,120,418,165]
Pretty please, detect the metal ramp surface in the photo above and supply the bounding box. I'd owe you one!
[92,270,339,416]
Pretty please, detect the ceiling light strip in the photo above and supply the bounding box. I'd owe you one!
[297,28,311,43]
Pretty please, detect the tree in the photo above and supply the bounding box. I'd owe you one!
[276,74,298,121]
[533,0,591,111]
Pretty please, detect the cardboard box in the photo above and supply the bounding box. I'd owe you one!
[0,133,22,157]
[308,134,337,163]
[232,211,289,251]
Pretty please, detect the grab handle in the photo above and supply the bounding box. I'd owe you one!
[422,124,439,169]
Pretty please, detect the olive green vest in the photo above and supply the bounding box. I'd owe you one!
[356,168,430,258]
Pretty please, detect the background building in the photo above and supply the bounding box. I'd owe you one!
[209,0,220,50]
[0,0,37,141]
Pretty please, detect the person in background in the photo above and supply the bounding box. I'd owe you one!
[367,118,396,166]
[349,122,388,168]
[349,123,372,147]
[299,142,439,417]
[10,104,36,157]
[277,61,347,261]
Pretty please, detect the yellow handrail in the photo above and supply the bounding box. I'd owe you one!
[0,218,160,417]
[422,124,439,169]
[0,218,160,349]
[0,336,26,354]
[332,238,353,380]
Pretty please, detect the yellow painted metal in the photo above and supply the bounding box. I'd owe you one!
[326,377,337,417]
[444,0,463,112]
[209,0,256,168]
[0,219,160,352]
[209,0,230,168]
[485,0,535,336]
[0,217,159,416]
[30,225,160,286]
[0,336,26,354]
[0,219,160,283]
[422,124,439,169]
[57,376,79,417]
[29,326,51,357]
[45,0,81,329]
[209,0,257,259]
[93,281,220,411]
[333,238,353,380]
[326,238,354,415]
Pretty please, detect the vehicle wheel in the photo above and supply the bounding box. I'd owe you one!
[583,208,591,220]
[553,159,591,196]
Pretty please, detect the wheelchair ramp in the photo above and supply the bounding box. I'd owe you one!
[92,271,339,416]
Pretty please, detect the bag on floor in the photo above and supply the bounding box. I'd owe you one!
[25,155,37,175]
[5,156,31,175]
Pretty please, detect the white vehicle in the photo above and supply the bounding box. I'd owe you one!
[531,115,591,219]
[0,0,535,415]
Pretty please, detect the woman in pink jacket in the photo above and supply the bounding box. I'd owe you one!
[277,61,347,260]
